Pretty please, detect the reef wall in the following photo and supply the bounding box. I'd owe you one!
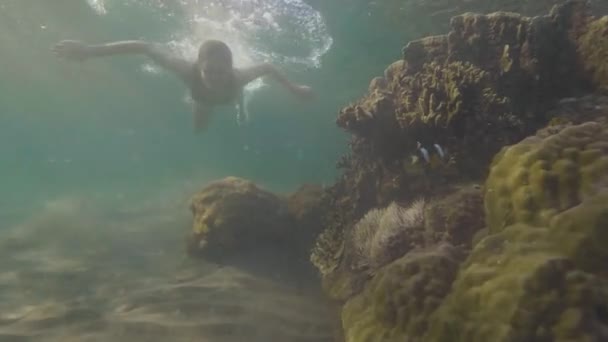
[310,1,608,341]
[183,1,608,341]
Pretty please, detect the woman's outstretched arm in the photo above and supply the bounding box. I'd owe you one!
[52,40,193,82]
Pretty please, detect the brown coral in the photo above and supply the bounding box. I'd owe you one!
[336,1,596,181]
[310,2,608,341]
[424,184,485,248]
[484,121,608,232]
[187,177,292,258]
[341,244,464,342]
[428,120,608,341]
[577,16,608,92]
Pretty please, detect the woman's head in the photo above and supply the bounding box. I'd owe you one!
[197,40,233,88]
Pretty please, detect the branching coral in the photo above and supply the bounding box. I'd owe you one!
[336,1,596,181]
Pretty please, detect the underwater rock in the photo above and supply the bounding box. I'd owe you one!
[286,183,326,249]
[423,184,485,249]
[338,0,601,178]
[484,120,608,232]
[427,120,608,341]
[350,200,426,272]
[188,177,292,258]
[309,2,608,340]
[341,243,464,342]
[428,208,608,341]
[314,3,605,282]
[188,177,327,264]
[577,15,608,93]
[326,100,608,342]
[311,185,484,302]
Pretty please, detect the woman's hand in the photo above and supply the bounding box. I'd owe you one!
[52,40,91,62]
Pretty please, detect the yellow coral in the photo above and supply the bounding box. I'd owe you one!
[428,121,608,341]
[310,225,344,277]
[484,122,608,232]
[396,61,496,129]
[341,244,462,342]
[188,177,291,257]
[578,16,608,92]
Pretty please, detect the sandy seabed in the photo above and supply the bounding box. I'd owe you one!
[0,195,335,342]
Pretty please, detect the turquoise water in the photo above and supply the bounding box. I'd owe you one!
[1,0,406,219]
[0,2,412,340]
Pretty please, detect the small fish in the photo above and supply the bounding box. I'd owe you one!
[419,147,430,163]
[433,144,445,159]
[416,141,430,163]
[415,141,449,167]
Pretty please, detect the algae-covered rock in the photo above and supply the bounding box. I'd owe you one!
[427,121,608,342]
[187,177,292,258]
[312,185,484,303]
[424,184,485,248]
[310,2,608,339]
[341,244,463,342]
[428,207,608,341]
[578,15,608,92]
[337,1,595,177]
[484,121,608,232]
[286,183,326,248]
[188,177,327,265]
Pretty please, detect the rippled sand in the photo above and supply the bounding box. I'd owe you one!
[0,196,335,342]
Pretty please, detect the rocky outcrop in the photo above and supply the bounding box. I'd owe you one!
[338,0,600,175]
[313,0,607,286]
[428,119,608,341]
[187,177,325,264]
[309,1,608,341]
[187,177,292,258]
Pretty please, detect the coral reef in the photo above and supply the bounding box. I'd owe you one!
[286,183,326,249]
[188,177,291,258]
[338,0,599,176]
[577,16,608,92]
[323,116,608,342]
[423,184,485,248]
[428,120,608,341]
[308,2,608,341]
[312,4,607,287]
[188,177,325,262]
[341,244,463,342]
[350,200,425,273]
[484,121,608,232]
[181,2,608,342]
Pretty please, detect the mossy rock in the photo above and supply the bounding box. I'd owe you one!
[484,121,608,233]
[428,196,608,341]
[578,16,608,93]
[424,184,485,248]
[427,121,608,341]
[187,177,292,258]
[341,244,463,342]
